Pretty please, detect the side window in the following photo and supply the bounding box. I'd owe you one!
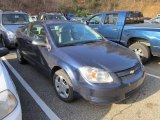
[89,15,102,24]
[104,14,118,24]
[21,26,29,35]
[29,24,46,41]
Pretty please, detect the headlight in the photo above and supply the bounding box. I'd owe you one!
[6,31,15,39]
[79,66,113,83]
[0,90,17,119]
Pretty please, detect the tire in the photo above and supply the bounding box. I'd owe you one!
[16,48,26,64]
[53,69,75,102]
[129,42,151,63]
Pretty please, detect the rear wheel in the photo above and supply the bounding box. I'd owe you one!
[129,42,151,63]
[16,48,26,64]
[53,69,75,102]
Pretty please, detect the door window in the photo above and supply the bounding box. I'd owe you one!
[89,15,102,24]
[29,24,46,40]
[104,14,118,24]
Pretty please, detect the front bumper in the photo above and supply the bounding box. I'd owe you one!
[77,70,145,104]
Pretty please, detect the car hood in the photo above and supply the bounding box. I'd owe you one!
[59,41,139,72]
[3,25,25,33]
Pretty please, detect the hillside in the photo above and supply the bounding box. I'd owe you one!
[0,0,160,17]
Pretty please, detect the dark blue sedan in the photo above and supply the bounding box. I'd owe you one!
[15,21,145,104]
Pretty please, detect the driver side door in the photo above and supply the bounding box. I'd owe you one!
[28,24,51,73]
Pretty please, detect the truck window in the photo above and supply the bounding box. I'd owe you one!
[104,14,118,24]
[125,12,144,24]
[89,15,102,24]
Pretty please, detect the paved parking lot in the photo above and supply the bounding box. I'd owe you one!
[2,51,160,120]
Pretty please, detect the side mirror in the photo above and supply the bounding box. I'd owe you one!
[0,47,9,57]
[32,39,47,47]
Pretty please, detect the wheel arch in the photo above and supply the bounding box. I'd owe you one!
[127,37,151,47]
[51,64,77,88]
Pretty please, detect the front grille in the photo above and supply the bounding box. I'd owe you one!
[116,63,141,80]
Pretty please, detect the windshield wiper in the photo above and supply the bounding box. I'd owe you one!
[59,39,103,47]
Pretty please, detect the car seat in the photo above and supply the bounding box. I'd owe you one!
[60,26,72,44]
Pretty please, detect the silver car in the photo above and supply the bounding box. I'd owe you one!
[0,47,22,120]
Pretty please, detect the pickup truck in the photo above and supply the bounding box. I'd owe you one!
[87,11,160,63]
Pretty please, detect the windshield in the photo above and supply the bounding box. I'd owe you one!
[2,14,29,25]
[47,14,67,21]
[47,23,103,47]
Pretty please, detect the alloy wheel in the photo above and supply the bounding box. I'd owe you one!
[55,75,70,99]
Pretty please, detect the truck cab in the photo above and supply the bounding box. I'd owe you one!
[87,11,160,63]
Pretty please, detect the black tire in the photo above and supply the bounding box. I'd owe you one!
[129,42,151,63]
[53,69,75,102]
[16,48,26,64]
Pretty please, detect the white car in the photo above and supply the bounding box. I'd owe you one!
[0,47,22,120]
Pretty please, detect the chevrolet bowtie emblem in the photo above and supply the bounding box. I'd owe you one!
[130,70,135,74]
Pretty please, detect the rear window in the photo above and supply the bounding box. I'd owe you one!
[2,14,29,25]
[125,12,144,24]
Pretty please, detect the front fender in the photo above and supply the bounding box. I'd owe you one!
[55,61,79,91]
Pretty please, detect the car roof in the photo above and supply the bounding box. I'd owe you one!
[0,10,27,14]
[32,20,80,25]
[98,11,142,14]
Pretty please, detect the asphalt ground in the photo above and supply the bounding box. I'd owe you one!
[2,51,160,120]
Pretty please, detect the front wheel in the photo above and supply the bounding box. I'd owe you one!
[129,42,151,63]
[53,69,75,102]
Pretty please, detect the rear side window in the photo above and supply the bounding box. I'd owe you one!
[125,12,144,24]
[104,14,118,24]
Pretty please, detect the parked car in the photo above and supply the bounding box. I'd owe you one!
[65,13,75,20]
[70,17,89,24]
[144,16,160,24]
[37,13,67,21]
[0,47,22,120]
[87,11,160,63]
[70,17,83,22]
[29,15,37,22]
[0,10,29,48]
[15,21,145,104]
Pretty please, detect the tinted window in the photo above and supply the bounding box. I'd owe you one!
[47,23,103,47]
[89,15,102,24]
[2,14,29,25]
[104,14,118,24]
